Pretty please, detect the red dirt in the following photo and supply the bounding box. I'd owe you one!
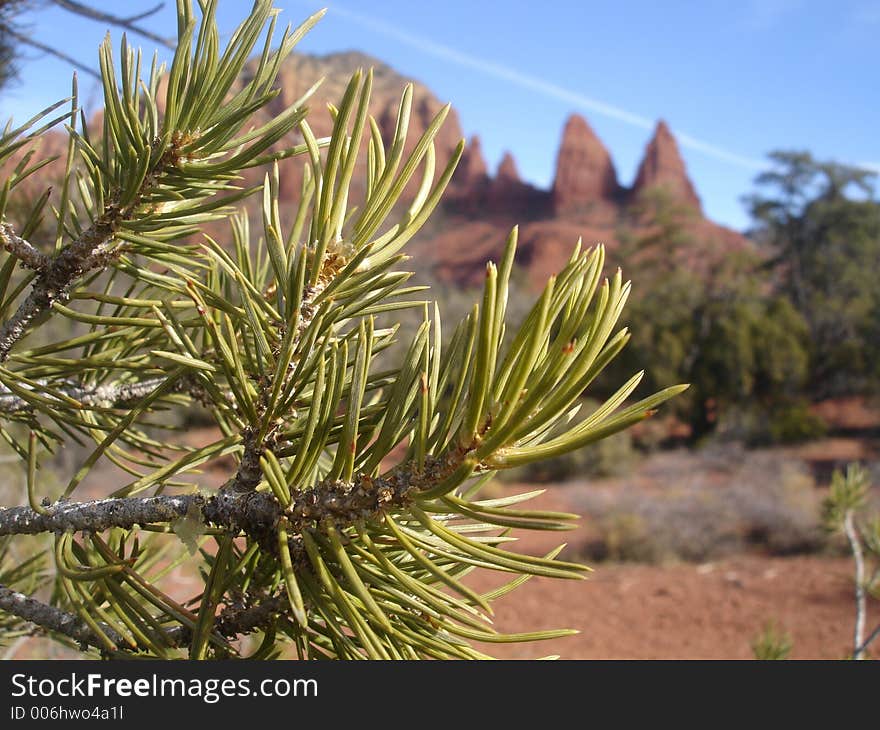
[464,484,862,660]
[469,554,856,659]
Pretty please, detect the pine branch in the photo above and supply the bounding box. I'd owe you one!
[231,429,266,494]
[0,2,686,660]
[0,582,126,650]
[3,27,101,81]
[0,494,200,536]
[0,208,130,361]
[0,222,49,271]
[166,593,289,647]
[0,373,215,416]
[51,0,173,48]
[227,266,336,494]
[0,377,163,415]
[0,455,461,539]
[0,581,287,655]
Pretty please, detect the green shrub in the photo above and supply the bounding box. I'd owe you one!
[767,401,828,444]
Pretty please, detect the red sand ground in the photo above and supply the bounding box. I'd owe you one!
[461,483,862,660]
[470,556,856,659]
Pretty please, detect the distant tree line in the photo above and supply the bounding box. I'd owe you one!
[611,153,879,444]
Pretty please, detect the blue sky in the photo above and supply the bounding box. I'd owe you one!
[2,1,878,231]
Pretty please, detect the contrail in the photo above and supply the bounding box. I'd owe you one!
[313,2,767,171]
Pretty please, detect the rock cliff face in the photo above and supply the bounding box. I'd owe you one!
[451,135,490,208]
[551,114,621,215]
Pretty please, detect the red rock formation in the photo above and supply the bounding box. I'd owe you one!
[496,151,520,183]
[487,151,529,210]
[452,135,489,196]
[551,114,619,215]
[631,120,701,211]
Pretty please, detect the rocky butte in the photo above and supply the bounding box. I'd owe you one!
[250,51,749,289]
[2,50,750,290]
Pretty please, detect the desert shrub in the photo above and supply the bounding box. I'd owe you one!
[715,400,827,446]
[575,450,825,563]
[767,402,828,444]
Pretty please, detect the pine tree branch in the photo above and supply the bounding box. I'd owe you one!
[166,593,289,647]
[0,373,215,416]
[0,494,200,536]
[0,491,281,539]
[0,214,123,361]
[0,223,49,271]
[51,0,173,49]
[0,582,126,650]
[0,454,465,539]
[229,275,334,494]
[0,377,166,415]
[3,27,101,81]
[0,581,287,654]
[212,593,288,637]
[231,429,266,494]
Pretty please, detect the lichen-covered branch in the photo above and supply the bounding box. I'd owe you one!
[213,594,289,637]
[0,491,283,540]
[0,454,462,539]
[0,582,126,650]
[0,495,198,536]
[0,582,287,655]
[166,593,289,647]
[0,377,166,415]
[0,223,49,271]
[231,429,266,494]
[0,216,121,361]
[285,455,458,532]
[0,374,216,416]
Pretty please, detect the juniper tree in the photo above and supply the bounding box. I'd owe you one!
[0,1,684,659]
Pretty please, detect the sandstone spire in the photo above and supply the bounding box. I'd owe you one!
[551,114,619,215]
[631,120,701,210]
[456,135,489,185]
[496,151,520,183]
